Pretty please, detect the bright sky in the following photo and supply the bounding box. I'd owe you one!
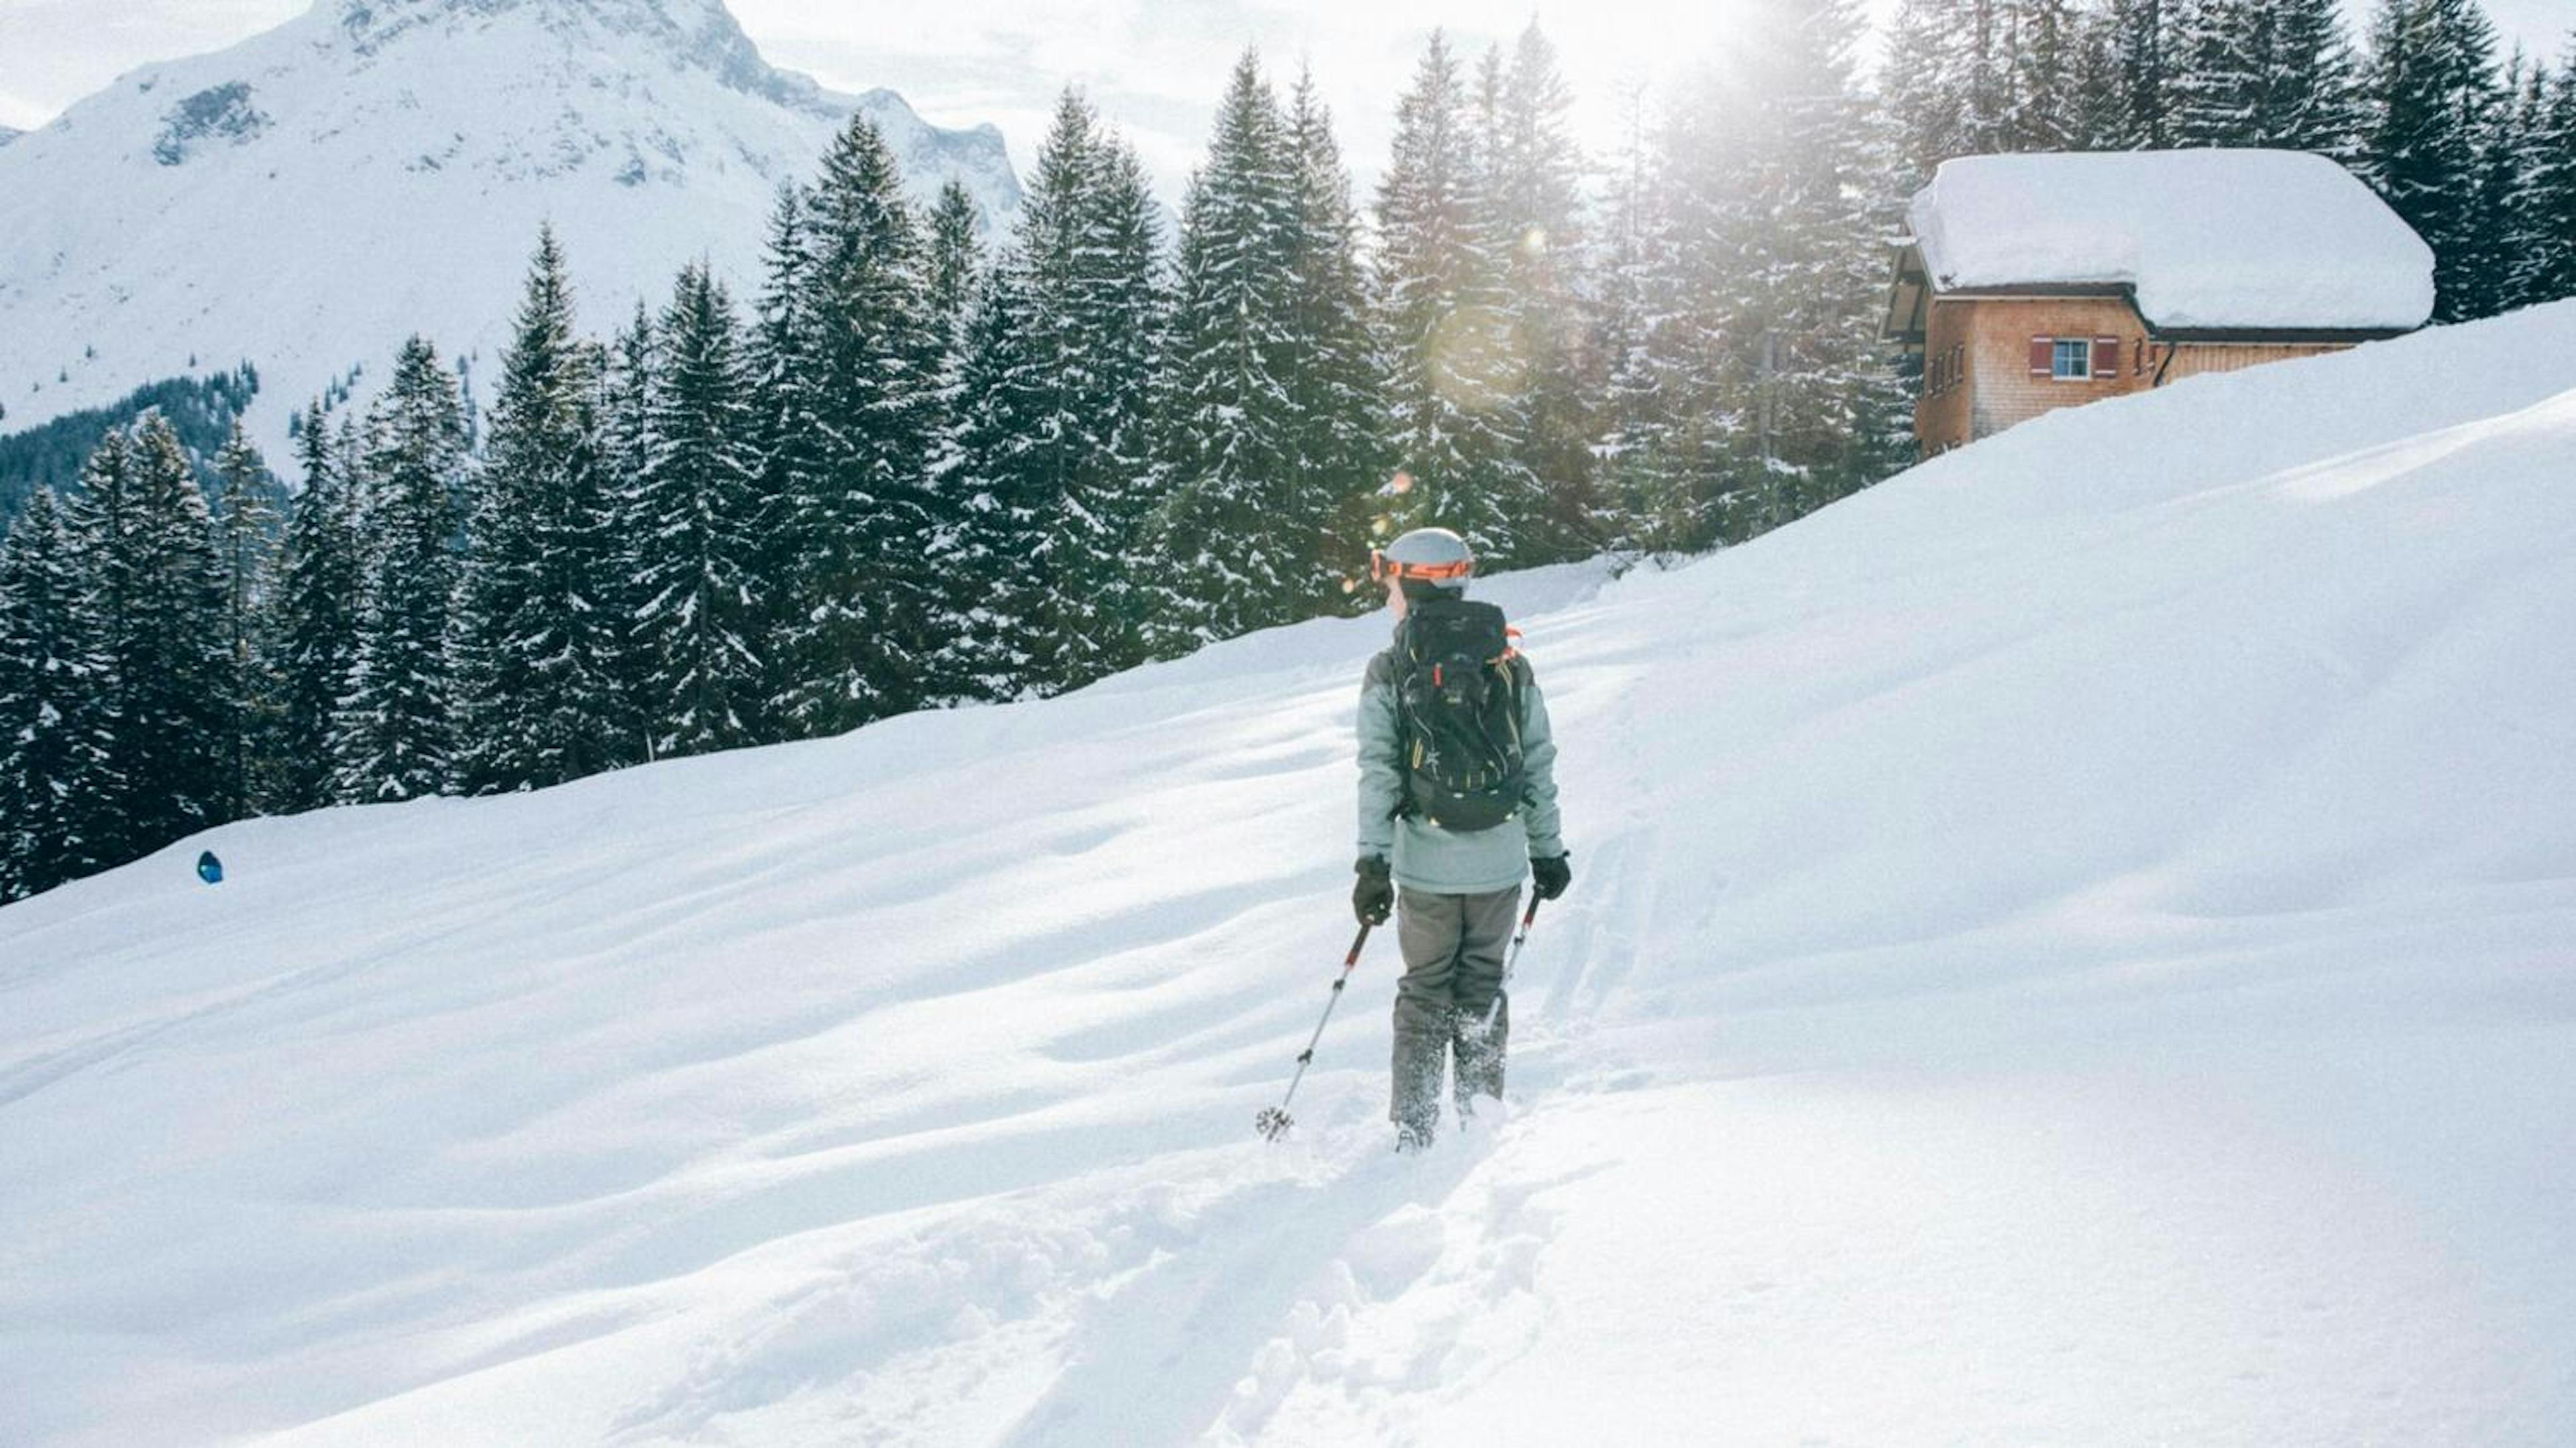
[1,0,2568,201]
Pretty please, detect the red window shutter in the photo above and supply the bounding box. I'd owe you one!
[2029,335,2052,376]
[2092,336,2119,377]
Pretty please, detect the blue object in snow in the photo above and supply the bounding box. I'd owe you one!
[197,850,223,884]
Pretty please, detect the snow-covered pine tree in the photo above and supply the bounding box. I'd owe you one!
[2359,0,2504,322]
[600,301,665,757]
[933,264,1042,702]
[2169,0,2265,147]
[926,178,983,350]
[58,427,137,860]
[1591,83,1698,556]
[1960,0,2014,155]
[2002,0,2088,153]
[1138,51,1307,654]
[1070,137,1166,680]
[774,114,947,735]
[554,340,639,771]
[2489,56,2547,312]
[739,185,818,730]
[632,263,767,759]
[916,176,986,705]
[211,419,278,815]
[2109,0,2180,147]
[1884,0,1969,183]
[2068,4,2136,150]
[1283,65,1389,607]
[211,418,280,535]
[1856,61,1934,480]
[603,304,659,499]
[945,90,1164,693]
[333,337,468,803]
[1656,0,1908,542]
[87,413,236,847]
[1489,23,1601,562]
[333,411,374,585]
[2168,0,2361,153]
[453,228,627,792]
[266,399,363,813]
[1373,31,1540,564]
[53,433,140,865]
[2508,47,2576,306]
[2257,0,2367,157]
[0,486,121,902]
[451,230,565,792]
[1884,0,2096,168]
[2454,46,2535,320]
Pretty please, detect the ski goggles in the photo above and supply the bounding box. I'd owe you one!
[1368,550,1473,585]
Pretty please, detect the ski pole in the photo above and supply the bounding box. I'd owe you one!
[1478,895,1540,1032]
[1254,921,1372,1141]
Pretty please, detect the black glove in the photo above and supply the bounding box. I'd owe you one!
[1530,853,1572,901]
[1353,856,1394,925]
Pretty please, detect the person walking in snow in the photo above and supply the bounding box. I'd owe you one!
[1353,527,1569,1152]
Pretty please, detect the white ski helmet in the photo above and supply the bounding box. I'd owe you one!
[1371,527,1474,595]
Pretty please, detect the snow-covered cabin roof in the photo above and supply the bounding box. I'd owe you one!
[1904,150,2434,335]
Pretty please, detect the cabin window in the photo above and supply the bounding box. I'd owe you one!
[2051,338,2092,380]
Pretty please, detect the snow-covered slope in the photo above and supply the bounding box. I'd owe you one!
[0,0,1020,462]
[6,303,2576,1445]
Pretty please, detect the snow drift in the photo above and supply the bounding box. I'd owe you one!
[5,302,2575,1445]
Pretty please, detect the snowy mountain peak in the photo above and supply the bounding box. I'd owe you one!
[324,0,826,113]
[0,0,1020,462]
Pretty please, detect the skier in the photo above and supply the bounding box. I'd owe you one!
[1352,527,1569,1152]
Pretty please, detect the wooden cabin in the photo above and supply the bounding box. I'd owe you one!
[1882,150,2435,458]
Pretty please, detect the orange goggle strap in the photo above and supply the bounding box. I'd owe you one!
[1369,551,1474,584]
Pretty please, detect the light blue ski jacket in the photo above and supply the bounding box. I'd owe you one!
[1356,627,1565,895]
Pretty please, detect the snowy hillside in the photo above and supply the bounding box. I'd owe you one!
[6,301,2576,1444]
[0,0,1020,462]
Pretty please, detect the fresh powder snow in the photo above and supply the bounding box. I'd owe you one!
[5,301,2575,1443]
[1907,149,2438,333]
[0,0,1020,464]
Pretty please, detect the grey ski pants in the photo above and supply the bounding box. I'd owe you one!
[1390,883,1519,1132]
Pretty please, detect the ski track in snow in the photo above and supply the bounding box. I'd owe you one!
[7,305,2576,1444]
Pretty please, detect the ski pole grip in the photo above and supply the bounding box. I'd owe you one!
[1346,921,1372,967]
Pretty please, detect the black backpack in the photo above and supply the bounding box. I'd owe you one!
[1391,595,1525,832]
